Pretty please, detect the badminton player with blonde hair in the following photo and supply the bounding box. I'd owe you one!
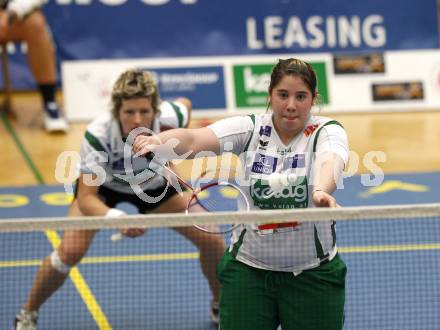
[13,69,225,329]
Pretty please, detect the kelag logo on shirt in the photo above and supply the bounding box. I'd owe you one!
[250,177,309,209]
[251,154,277,174]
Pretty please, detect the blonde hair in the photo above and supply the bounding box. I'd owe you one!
[111,69,160,118]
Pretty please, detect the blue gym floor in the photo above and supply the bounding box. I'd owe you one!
[1,172,440,329]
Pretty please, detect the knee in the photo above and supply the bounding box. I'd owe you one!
[49,250,71,274]
[56,245,87,267]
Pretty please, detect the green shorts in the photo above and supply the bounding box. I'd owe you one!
[216,250,346,330]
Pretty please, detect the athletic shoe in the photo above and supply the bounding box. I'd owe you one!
[12,309,38,330]
[210,300,219,324]
[43,102,68,133]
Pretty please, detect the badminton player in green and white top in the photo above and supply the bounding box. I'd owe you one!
[133,58,349,330]
[13,69,225,329]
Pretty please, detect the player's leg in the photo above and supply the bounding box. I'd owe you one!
[7,10,67,132]
[19,199,97,314]
[278,254,346,330]
[172,225,225,305]
[217,250,279,330]
[152,191,226,321]
[8,11,56,88]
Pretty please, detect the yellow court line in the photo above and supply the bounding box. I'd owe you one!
[0,252,200,268]
[0,259,41,267]
[44,230,112,330]
[339,243,440,253]
[81,252,199,264]
[2,244,440,269]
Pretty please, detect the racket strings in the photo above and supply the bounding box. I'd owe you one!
[144,157,249,234]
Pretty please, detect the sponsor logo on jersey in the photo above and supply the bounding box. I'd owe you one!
[258,139,269,150]
[304,123,319,137]
[251,153,277,174]
[283,154,305,169]
[256,221,301,235]
[250,177,308,209]
[259,125,272,137]
[276,146,292,156]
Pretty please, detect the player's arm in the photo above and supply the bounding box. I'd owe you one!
[312,152,345,207]
[134,126,220,159]
[76,173,110,216]
[312,125,349,208]
[76,131,112,216]
[77,173,145,238]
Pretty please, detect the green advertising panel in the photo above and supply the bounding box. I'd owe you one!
[233,62,329,108]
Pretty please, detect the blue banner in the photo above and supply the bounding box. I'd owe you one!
[3,0,439,89]
[139,66,226,110]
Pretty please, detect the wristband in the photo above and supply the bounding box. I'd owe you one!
[105,208,126,218]
[106,208,127,243]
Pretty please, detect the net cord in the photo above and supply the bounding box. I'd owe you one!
[1,203,439,233]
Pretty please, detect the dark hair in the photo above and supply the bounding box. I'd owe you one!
[268,58,317,97]
[111,69,160,118]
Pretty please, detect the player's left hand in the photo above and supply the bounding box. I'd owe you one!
[119,228,147,238]
[312,190,340,208]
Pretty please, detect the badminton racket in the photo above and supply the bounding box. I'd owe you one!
[111,152,250,241]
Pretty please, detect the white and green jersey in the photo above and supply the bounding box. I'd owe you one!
[209,113,349,273]
[79,100,189,194]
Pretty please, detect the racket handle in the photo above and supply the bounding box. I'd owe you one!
[110,232,125,243]
[144,151,154,161]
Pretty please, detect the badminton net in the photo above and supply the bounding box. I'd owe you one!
[1,203,440,330]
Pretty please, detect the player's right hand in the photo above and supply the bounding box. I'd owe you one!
[133,134,161,156]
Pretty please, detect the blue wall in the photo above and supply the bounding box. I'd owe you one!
[4,0,439,89]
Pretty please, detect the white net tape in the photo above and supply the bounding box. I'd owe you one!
[1,203,439,232]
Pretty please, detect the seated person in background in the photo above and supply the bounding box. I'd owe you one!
[13,69,225,330]
[0,0,68,132]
